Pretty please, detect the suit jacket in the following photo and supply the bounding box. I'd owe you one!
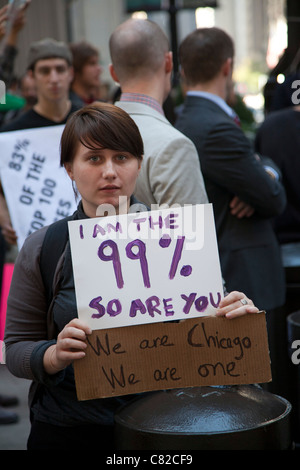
[176,95,287,310]
[255,107,300,245]
[115,100,208,207]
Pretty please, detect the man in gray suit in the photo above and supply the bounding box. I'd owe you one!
[109,18,208,208]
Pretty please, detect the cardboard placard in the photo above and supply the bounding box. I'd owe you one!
[69,204,224,330]
[74,313,272,400]
[0,126,77,249]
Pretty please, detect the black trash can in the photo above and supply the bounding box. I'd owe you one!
[287,310,300,447]
[114,385,292,450]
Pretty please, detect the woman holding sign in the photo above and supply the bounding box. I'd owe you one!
[4,103,258,450]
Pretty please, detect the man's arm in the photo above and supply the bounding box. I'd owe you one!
[0,190,17,244]
[149,136,208,207]
[202,122,286,217]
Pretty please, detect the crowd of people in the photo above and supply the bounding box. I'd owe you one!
[0,1,299,450]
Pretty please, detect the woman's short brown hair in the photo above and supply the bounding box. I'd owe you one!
[60,102,144,167]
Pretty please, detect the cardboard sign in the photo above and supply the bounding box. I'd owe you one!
[74,313,272,400]
[68,204,224,330]
[0,126,77,249]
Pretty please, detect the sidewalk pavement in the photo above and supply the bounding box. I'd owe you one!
[0,364,30,450]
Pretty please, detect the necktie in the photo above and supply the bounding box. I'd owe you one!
[233,113,241,127]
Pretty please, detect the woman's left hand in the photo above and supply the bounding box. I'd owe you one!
[215,291,259,319]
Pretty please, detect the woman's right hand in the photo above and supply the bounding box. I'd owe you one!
[1,222,18,245]
[43,318,92,375]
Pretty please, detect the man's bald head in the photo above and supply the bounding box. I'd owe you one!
[109,19,170,82]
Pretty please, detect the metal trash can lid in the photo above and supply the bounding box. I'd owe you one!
[115,385,291,434]
[287,310,300,327]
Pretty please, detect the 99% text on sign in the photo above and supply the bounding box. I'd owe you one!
[68,205,224,330]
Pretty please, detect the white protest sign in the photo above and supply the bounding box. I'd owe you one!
[68,204,224,330]
[0,126,77,249]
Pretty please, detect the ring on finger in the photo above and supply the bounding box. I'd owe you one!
[240,298,248,306]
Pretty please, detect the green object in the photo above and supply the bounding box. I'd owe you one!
[126,0,218,10]
[126,0,162,12]
[182,0,218,8]
[0,93,25,111]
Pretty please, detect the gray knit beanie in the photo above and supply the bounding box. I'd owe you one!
[27,38,73,70]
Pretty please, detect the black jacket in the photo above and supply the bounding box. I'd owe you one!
[176,95,286,310]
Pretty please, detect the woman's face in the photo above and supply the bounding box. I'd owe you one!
[65,142,141,217]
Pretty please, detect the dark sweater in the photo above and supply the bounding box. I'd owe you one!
[0,104,79,132]
[4,200,147,427]
[255,107,300,244]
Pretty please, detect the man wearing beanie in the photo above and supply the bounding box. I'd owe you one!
[0,37,79,132]
[0,38,81,254]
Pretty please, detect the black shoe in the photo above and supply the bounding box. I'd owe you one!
[0,394,19,407]
[0,406,19,424]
